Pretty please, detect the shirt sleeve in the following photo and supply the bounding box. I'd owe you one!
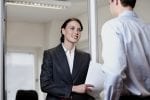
[101,21,127,100]
[101,22,127,75]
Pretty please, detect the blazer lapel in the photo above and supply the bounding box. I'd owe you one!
[72,49,82,81]
[56,44,72,81]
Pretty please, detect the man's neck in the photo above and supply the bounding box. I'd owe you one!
[119,6,133,15]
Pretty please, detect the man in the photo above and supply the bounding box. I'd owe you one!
[101,0,150,100]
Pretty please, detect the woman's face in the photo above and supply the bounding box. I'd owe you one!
[62,21,82,44]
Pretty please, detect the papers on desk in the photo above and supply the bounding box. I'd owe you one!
[85,62,105,99]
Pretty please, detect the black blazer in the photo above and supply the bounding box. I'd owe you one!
[40,44,94,100]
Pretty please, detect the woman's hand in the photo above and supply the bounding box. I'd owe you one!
[72,84,94,93]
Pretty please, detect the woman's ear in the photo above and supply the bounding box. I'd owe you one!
[62,28,65,35]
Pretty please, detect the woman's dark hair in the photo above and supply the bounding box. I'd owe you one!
[60,18,83,43]
[111,0,136,8]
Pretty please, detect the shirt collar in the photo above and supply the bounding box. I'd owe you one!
[119,10,138,18]
[62,43,75,54]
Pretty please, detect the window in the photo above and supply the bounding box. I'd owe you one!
[6,52,35,100]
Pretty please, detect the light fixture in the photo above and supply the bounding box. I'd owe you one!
[5,0,71,9]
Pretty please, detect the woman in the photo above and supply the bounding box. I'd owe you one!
[40,18,94,100]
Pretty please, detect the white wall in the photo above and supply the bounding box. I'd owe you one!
[78,13,89,42]
[44,20,62,49]
[135,0,150,23]
[7,22,45,48]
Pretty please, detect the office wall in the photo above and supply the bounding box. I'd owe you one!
[7,22,45,48]
[44,20,62,49]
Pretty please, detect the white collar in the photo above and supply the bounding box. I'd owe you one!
[62,43,75,54]
[119,10,137,18]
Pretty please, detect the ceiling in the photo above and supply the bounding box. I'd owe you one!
[5,0,108,23]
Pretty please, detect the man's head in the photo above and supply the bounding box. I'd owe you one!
[109,0,136,16]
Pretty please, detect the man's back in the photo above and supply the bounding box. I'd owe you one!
[101,11,150,98]
[116,11,150,96]
[101,0,150,100]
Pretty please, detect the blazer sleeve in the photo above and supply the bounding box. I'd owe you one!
[40,50,72,98]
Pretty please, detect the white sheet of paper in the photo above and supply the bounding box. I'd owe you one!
[85,62,105,99]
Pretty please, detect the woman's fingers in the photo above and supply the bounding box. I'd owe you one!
[85,84,94,92]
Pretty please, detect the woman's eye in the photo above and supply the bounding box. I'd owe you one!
[70,27,75,30]
[68,27,81,32]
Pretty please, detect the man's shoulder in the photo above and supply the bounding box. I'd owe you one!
[102,17,125,32]
[103,17,121,27]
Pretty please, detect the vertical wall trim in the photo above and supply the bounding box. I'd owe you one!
[88,0,99,62]
[0,0,4,99]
